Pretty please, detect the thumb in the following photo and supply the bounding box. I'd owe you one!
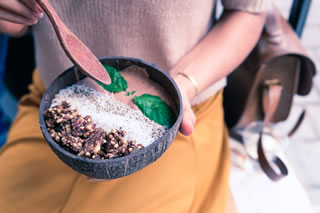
[179,105,196,136]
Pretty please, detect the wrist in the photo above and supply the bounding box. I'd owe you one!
[174,73,197,102]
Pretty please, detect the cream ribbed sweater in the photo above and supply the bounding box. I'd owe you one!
[33,0,270,104]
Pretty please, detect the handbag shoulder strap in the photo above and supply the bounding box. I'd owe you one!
[229,81,304,181]
[265,5,282,44]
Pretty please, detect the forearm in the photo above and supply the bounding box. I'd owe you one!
[173,10,266,100]
[0,20,28,37]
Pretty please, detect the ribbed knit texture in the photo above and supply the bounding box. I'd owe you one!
[33,0,270,104]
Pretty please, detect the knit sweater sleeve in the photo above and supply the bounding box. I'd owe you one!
[221,0,271,13]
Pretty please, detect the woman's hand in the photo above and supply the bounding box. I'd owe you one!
[173,72,197,136]
[85,75,197,182]
[0,0,43,36]
[0,0,43,25]
[177,86,196,136]
[170,10,266,137]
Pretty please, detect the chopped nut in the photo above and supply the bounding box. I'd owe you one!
[106,153,115,159]
[54,135,60,142]
[93,144,101,154]
[44,101,143,160]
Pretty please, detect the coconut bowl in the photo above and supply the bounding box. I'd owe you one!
[39,56,183,179]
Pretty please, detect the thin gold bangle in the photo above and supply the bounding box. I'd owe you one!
[177,72,198,97]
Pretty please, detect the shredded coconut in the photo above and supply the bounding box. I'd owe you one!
[51,85,166,147]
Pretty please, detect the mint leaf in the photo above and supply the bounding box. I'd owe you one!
[97,64,128,92]
[134,94,176,128]
[125,91,136,96]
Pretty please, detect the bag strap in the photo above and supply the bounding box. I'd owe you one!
[259,79,288,181]
[259,78,306,181]
[265,5,282,45]
[229,79,305,181]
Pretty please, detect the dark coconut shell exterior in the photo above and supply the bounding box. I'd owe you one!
[39,57,183,179]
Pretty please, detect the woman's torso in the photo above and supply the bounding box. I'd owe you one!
[33,0,226,105]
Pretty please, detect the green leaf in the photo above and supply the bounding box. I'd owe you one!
[134,94,176,128]
[97,64,128,92]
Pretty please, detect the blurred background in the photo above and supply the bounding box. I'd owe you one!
[0,31,35,148]
[275,0,320,212]
[271,1,320,212]
[0,0,319,212]
[226,1,320,212]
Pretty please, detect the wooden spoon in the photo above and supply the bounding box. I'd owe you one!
[35,0,111,85]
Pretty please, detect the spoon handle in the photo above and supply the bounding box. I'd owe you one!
[35,0,111,85]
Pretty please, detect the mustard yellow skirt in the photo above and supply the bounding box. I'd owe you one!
[0,71,230,213]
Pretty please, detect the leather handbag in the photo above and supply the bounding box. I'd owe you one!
[223,6,316,181]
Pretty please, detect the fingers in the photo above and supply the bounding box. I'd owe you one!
[178,90,196,136]
[172,77,197,136]
[179,106,196,136]
[0,0,43,25]
[20,0,43,13]
[0,0,42,19]
[0,7,37,25]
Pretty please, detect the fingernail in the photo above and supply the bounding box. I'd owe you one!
[33,12,44,19]
[188,119,194,134]
[192,118,196,126]
[34,1,43,13]
[26,19,38,25]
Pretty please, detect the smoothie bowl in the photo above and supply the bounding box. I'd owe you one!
[39,57,183,179]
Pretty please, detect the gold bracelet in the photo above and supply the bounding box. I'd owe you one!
[177,72,198,97]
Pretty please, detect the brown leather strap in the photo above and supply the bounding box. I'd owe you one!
[265,5,282,44]
[262,79,282,122]
[258,79,288,181]
[288,110,305,137]
[229,106,305,181]
[257,136,288,181]
[259,82,306,181]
